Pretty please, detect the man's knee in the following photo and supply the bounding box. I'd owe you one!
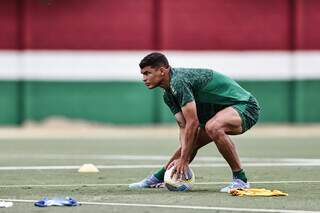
[205,120,226,141]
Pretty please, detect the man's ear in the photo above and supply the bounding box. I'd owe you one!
[159,66,169,75]
[159,67,165,75]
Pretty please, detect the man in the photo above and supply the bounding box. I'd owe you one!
[129,52,260,192]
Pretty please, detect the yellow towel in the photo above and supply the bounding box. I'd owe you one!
[230,188,288,197]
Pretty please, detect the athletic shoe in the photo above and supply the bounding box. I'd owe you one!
[220,179,250,193]
[128,174,164,189]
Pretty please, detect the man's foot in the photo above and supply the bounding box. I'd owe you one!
[128,174,164,189]
[220,179,250,193]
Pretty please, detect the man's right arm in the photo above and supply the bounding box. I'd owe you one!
[165,112,186,169]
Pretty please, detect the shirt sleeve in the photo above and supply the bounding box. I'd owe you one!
[163,92,181,115]
[171,79,195,107]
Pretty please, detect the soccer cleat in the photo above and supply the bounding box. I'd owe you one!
[128,174,164,189]
[220,179,250,193]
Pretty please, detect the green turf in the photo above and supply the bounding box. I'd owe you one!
[0,134,319,212]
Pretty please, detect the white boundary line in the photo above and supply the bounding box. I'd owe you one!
[0,180,319,188]
[1,198,320,213]
[1,154,320,163]
[196,180,320,185]
[1,162,320,170]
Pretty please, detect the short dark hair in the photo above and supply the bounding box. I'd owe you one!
[139,52,169,69]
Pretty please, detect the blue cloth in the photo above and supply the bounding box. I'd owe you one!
[34,197,79,207]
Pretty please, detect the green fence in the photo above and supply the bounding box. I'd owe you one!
[1,80,320,125]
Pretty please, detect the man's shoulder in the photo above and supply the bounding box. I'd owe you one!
[171,67,213,90]
[171,67,201,83]
[173,67,213,74]
[173,67,213,71]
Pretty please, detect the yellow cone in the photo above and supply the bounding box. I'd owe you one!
[78,164,99,173]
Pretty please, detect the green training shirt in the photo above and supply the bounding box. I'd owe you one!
[163,67,253,125]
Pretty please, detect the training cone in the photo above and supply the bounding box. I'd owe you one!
[0,201,13,208]
[78,164,99,173]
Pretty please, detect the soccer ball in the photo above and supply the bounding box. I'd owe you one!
[164,166,195,191]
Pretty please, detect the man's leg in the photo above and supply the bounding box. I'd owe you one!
[166,128,212,168]
[129,128,212,189]
[205,107,242,171]
[190,128,212,162]
[204,106,249,192]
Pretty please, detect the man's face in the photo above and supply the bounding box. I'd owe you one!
[141,66,163,89]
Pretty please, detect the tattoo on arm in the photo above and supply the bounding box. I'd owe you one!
[177,120,185,128]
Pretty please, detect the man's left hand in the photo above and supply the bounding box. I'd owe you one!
[171,158,189,180]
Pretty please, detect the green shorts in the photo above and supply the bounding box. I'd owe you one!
[232,96,261,133]
[197,96,260,131]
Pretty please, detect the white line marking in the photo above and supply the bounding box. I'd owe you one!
[1,154,320,163]
[2,198,320,213]
[195,180,320,185]
[1,162,320,170]
[0,183,128,188]
[0,180,319,188]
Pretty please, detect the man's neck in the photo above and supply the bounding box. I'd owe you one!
[160,68,171,90]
